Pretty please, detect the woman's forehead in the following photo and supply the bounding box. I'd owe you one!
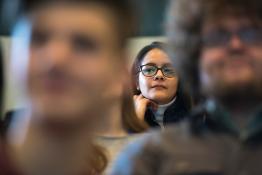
[141,48,171,65]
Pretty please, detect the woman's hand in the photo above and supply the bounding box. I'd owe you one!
[133,94,157,121]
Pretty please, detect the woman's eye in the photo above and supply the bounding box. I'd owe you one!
[145,68,154,72]
[164,68,172,73]
[143,67,155,73]
[163,67,176,74]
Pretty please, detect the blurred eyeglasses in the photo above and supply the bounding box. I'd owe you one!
[139,64,177,78]
[202,27,262,48]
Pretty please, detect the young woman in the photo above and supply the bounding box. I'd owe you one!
[132,42,192,129]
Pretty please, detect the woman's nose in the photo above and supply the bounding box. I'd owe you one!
[153,70,165,80]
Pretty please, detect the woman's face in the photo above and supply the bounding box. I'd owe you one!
[138,48,179,105]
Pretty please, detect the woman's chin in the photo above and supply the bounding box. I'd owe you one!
[150,95,172,105]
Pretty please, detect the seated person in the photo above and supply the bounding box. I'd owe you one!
[132,42,192,129]
[0,0,136,174]
[111,0,262,174]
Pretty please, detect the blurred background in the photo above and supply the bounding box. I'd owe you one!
[0,0,168,114]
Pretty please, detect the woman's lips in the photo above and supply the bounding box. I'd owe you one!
[151,85,167,89]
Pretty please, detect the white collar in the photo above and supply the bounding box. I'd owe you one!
[155,97,177,115]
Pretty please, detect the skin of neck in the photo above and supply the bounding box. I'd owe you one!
[95,100,128,137]
[7,110,96,175]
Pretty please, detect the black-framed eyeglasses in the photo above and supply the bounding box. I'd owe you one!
[202,27,262,48]
[138,64,177,78]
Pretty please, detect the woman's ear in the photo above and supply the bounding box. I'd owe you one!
[136,84,140,91]
[134,80,141,95]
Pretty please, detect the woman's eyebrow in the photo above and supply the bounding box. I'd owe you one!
[142,62,156,66]
[142,62,173,67]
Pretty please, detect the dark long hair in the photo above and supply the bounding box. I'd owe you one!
[121,82,149,132]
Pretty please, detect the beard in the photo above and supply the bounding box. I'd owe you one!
[200,51,262,108]
[201,73,262,108]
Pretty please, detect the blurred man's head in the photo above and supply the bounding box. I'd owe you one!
[12,0,135,127]
[167,0,262,104]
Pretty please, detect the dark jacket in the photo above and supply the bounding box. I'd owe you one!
[144,93,191,128]
[111,102,262,175]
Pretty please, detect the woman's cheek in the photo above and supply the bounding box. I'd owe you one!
[139,76,151,96]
